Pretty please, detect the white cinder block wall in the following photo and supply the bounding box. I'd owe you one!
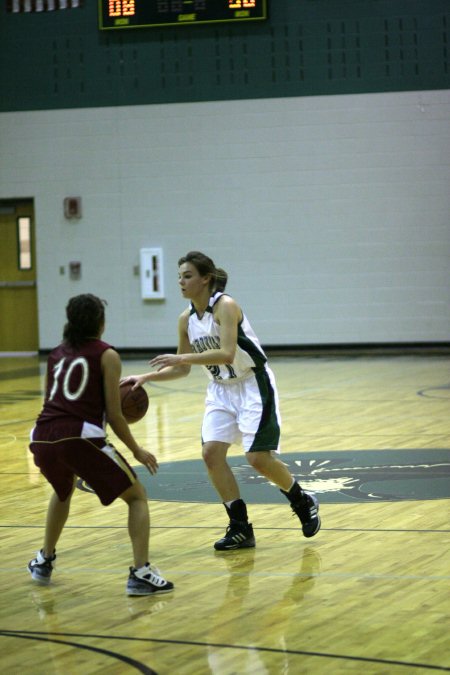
[1,90,449,350]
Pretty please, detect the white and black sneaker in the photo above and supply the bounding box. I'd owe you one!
[126,563,174,596]
[214,520,256,551]
[28,549,56,585]
[291,491,321,538]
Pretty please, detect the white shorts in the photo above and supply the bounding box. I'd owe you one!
[201,367,281,452]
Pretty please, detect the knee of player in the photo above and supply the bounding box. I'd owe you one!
[201,445,214,467]
[120,480,147,503]
[201,442,226,469]
[133,480,148,500]
[246,451,267,472]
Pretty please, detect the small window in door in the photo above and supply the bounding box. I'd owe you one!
[17,216,32,270]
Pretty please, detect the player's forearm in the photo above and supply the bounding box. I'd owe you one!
[108,414,141,455]
[144,364,191,382]
[179,348,234,367]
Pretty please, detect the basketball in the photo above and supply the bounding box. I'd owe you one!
[120,382,149,423]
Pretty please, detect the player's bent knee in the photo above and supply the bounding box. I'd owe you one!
[246,450,270,472]
[202,441,229,468]
[119,480,147,504]
[202,445,214,466]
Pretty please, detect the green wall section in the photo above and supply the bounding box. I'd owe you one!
[1,1,449,112]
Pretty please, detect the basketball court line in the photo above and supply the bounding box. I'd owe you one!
[1,629,449,672]
[3,522,450,533]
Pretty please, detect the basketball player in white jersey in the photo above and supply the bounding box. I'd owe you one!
[124,251,320,550]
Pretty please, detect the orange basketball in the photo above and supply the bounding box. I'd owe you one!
[120,382,149,423]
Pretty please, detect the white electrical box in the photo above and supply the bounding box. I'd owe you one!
[140,248,164,300]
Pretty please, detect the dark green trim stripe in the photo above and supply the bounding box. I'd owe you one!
[249,368,280,452]
[237,324,267,368]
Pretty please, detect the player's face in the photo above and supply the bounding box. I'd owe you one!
[178,262,210,300]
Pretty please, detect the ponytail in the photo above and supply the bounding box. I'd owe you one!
[213,267,228,292]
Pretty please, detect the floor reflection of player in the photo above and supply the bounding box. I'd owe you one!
[30,587,81,671]
[30,587,58,621]
[208,549,257,673]
[126,594,175,621]
[258,546,322,665]
[207,547,322,673]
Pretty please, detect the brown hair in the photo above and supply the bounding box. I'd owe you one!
[178,251,228,292]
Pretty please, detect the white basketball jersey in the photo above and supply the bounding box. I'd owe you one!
[187,292,267,382]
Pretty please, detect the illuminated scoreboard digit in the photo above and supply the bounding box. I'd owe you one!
[99,0,268,30]
[108,1,135,17]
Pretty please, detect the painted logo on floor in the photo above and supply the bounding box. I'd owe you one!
[77,448,450,503]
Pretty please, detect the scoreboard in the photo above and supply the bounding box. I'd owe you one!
[99,0,268,30]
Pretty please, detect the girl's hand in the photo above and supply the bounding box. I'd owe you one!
[120,375,148,390]
[134,447,159,475]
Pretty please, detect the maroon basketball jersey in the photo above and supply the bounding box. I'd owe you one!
[36,339,114,429]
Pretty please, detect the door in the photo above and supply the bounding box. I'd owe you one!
[0,200,38,352]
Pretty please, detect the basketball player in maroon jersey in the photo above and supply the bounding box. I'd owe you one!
[27,293,173,596]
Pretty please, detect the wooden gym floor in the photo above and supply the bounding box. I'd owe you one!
[0,353,449,674]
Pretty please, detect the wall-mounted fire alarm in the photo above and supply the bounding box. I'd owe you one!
[140,248,164,300]
[64,197,82,219]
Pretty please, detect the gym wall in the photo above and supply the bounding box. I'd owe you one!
[0,1,449,349]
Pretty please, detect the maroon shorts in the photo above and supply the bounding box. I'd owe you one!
[30,420,137,505]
